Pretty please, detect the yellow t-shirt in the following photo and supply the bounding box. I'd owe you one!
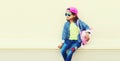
[69,22,80,40]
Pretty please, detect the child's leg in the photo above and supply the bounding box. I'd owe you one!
[65,42,81,61]
[61,43,70,60]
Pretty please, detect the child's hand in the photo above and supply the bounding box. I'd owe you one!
[85,32,90,42]
[58,43,63,49]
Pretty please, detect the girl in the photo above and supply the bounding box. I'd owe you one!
[58,7,91,61]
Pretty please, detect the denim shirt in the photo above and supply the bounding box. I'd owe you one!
[62,19,91,43]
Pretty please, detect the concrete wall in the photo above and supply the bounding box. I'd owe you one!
[0,49,120,61]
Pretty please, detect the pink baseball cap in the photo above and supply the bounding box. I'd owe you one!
[67,7,78,15]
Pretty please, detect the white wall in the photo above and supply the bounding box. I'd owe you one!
[0,0,120,49]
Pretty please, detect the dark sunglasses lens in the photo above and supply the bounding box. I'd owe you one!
[65,13,71,16]
[65,13,67,16]
[68,14,71,16]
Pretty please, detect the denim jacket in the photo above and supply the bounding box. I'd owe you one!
[62,19,91,43]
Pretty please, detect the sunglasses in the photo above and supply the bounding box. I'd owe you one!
[65,13,71,16]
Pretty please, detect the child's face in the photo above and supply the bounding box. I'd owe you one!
[65,10,75,21]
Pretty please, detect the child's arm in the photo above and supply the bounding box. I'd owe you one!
[58,22,68,49]
[62,22,69,42]
[80,20,91,34]
[79,20,92,45]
